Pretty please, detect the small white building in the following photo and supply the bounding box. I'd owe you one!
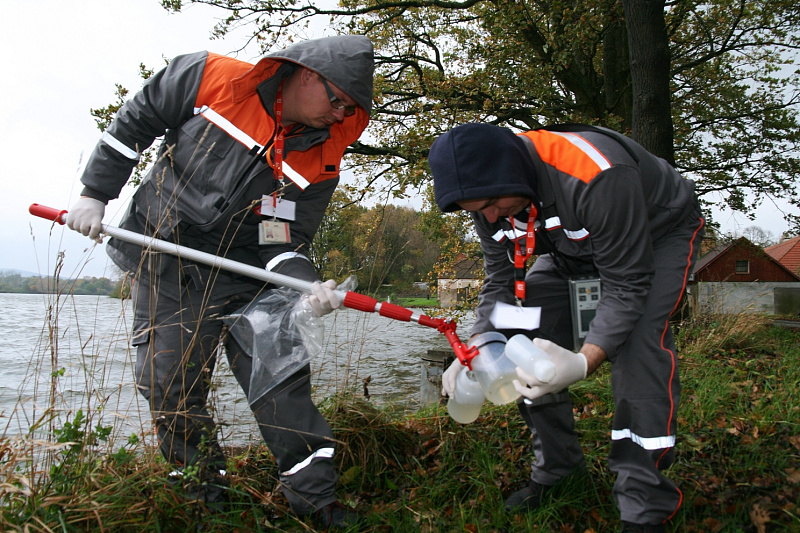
[437,254,482,307]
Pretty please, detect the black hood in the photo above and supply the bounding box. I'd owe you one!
[429,123,539,212]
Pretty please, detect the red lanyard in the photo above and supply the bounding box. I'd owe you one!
[512,203,538,304]
[271,82,287,212]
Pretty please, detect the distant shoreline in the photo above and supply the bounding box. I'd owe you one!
[0,273,124,297]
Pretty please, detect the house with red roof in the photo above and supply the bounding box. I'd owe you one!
[689,237,800,315]
[765,235,800,275]
[693,237,800,283]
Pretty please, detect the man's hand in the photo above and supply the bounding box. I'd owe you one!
[513,338,588,400]
[442,358,464,397]
[307,279,340,317]
[66,197,105,242]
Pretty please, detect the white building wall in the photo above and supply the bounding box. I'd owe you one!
[437,279,481,307]
[691,282,800,314]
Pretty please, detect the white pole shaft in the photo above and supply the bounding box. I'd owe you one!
[101,224,318,294]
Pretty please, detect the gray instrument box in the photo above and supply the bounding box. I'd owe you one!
[568,277,602,350]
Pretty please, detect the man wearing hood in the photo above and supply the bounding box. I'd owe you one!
[428,123,705,532]
[65,35,374,528]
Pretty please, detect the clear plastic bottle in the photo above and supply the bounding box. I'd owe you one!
[446,367,485,424]
[468,332,520,405]
[504,334,557,383]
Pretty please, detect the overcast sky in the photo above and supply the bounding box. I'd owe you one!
[0,0,793,280]
[0,0,267,278]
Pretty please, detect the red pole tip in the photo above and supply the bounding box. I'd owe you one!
[29,204,67,224]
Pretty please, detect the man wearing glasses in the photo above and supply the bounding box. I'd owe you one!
[65,35,374,529]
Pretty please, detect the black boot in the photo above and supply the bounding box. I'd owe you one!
[310,501,361,530]
[504,480,554,513]
[166,469,229,512]
[620,521,666,533]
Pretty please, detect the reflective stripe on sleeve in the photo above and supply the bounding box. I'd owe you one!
[564,228,590,240]
[544,216,590,241]
[101,132,139,160]
[281,447,335,476]
[611,429,676,450]
[266,251,310,271]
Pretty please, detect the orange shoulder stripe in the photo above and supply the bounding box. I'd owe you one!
[194,53,369,185]
[518,130,611,184]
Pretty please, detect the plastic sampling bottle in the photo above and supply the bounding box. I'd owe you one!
[504,334,557,383]
[468,331,520,405]
[446,366,485,424]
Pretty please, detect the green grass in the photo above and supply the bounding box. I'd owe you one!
[2,313,799,532]
[394,296,439,308]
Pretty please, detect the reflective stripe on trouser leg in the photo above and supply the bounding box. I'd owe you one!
[225,345,339,515]
[282,448,335,476]
[609,212,704,524]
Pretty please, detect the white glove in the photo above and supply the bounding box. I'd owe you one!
[66,197,106,242]
[513,338,588,400]
[306,279,340,317]
[441,358,464,397]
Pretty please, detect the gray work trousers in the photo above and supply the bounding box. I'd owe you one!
[131,257,337,515]
[504,212,705,524]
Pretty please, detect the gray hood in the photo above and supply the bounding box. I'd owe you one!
[267,35,375,114]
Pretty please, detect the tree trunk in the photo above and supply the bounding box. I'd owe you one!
[602,12,633,129]
[621,0,675,164]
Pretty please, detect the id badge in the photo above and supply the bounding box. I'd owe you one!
[261,196,296,221]
[259,220,291,244]
[489,301,541,330]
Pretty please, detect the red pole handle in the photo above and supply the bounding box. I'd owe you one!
[29,204,67,224]
[342,292,419,322]
[344,291,476,364]
[343,291,378,312]
[376,302,414,322]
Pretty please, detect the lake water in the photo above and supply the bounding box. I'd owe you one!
[0,293,471,446]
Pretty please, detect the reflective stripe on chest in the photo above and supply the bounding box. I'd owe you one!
[196,105,312,190]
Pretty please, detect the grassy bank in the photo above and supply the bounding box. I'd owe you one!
[1,313,798,532]
[394,296,439,308]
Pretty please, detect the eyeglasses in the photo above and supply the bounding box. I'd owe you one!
[319,76,357,117]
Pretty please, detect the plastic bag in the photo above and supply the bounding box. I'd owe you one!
[222,287,324,405]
